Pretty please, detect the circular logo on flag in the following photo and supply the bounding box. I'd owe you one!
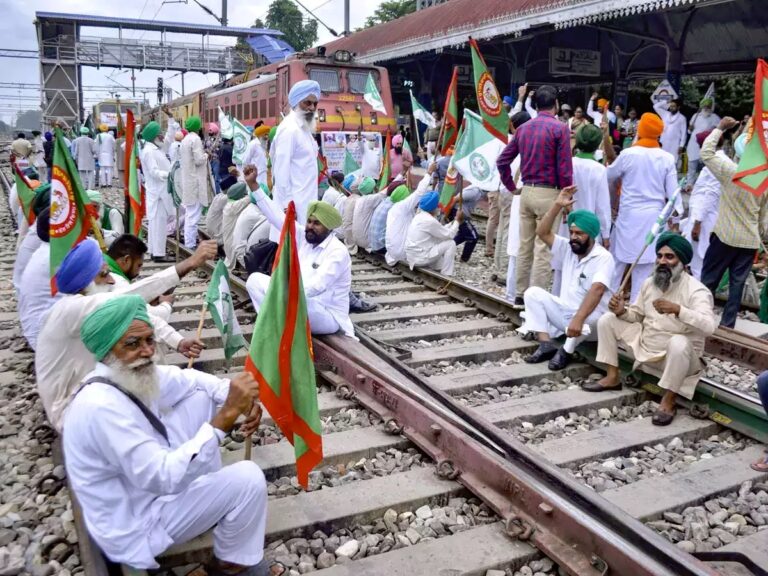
[477,72,501,116]
[234,133,247,158]
[445,164,458,185]
[50,166,77,238]
[469,153,491,181]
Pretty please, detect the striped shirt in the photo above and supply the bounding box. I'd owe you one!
[369,198,394,252]
[702,129,766,250]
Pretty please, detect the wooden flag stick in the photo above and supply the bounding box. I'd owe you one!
[616,244,651,299]
[89,215,108,253]
[188,298,207,369]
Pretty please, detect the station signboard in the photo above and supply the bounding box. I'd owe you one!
[549,48,601,77]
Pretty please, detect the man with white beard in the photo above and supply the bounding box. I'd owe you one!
[64,295,268,574]
[35,238,217,431]
[586,232,716,426]
[269,80,321,241]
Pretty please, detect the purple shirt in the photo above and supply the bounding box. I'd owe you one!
[496,111,573,191]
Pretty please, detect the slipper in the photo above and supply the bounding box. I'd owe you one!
[750,460,768,473]
[581,380,622,392]
[651,409,676,426]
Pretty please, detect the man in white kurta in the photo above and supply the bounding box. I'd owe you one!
[685,98,720,185]
[35,238,217,431]
[244,167,353,337]
[96,126,116,187]
[522,192,614,370]
[13,227,43,295]
[72,128,98,189]
[241,126,270,186]
[385,172,433,266]
[405,191,462,276]
[222,183,251,270]
[19,242,59,351]
[607,113,681,303]
[179,116,210,249]
[234,199,269,269]
[352,177,384,251]
[140,121,175,261]
[270,80,322,241]
[86,189,124,247]
[653,99,688,164]
[169,131,183,166]
[360,133,382,179]
[587,94,616,125]
[31,131,47,182]
[64,295,267,573]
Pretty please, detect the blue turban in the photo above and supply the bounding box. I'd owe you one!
[56,238,104,294]
[342,174,356,191]
[503,96,514,107]
[288,80,321,108]
[419,191,440,212]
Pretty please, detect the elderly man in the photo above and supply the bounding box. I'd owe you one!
[73,127,98,189]
[270,80,321,240]
[180,116,210,249]
[64,296,268,574]
[140,121,175,261]
[653,98,687,164]
[523,189,615,370]
[385,170,434,266]
[86,189,124,247]
[35,238,217,431]
[700,117,767,328]
[405,191,463,276]
[96,124,116,187]
[608,113,680,303]
[587,233,717,425]
[244,166,353,336]
[686,98,721,184]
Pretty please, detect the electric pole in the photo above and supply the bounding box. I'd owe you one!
[344,0,350,35]
[221,0,227,26]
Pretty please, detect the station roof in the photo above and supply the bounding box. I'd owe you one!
[35,11,285,39]
[325,0,710,63]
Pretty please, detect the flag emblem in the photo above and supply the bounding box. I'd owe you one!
[469,153,491,180]
[477,73,501,116]
[50,167,77,236]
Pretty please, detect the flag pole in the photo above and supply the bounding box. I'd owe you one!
[188,297,207,369]
[89,215,108,252]
[175,205,181,263]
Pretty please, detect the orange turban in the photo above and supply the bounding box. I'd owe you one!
[255,125,271,138]
[597,98,609,109]
[635,113,664,148]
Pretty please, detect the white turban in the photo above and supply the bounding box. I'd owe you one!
[288,80,321,108]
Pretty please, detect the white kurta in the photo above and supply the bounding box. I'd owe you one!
[405,211,459,265]
[32,136,46,169]
[270,111,319,240]
[96,132,116,167]
[360,144,382,179]
[72,136,97,171]
[35,266,180,431]
[63,363,267,569]
[141,141,174,257]
[19,243,61,350]
[607,146,680,264]
[653,101,688,161]
[168,141,181,166]
[247,185,353,337]
[587,100,616,125]
[205,193,229,245]
[222,197,250,269]
[686,112,721,161]
[241,139,268,186]
[233,203,268,267]
[385,174,432,265]
[557,157,611,242]
[353,193,385,250]
[682,155,724,278]
[179,133,210,207]
[13,229,42,293]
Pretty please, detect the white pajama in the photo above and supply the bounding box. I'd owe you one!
[184,202,203,249]
[99,166,113,186]
[410,239,457,276]
[522,286,600,353]
[79,170,95,189]
[246,273,341,335]
[505,256,517,301]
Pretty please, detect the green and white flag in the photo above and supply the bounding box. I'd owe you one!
[205,259,248,361]
[409,90,437,128]
[452,109,505,191]
[218,107,251,166]
[364,73,387,115]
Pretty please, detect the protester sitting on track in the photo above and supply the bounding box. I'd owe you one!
[353,177,387,251]
[244,165,354,337]
[405,191,463,276]
[18,209,57,351]
[369,183,410,254]
[222,182,252,270]
[385,166,436,266]
[63,295,268,574]
[587,232,717,426]
[13,181,49,294]
[35,238,217,431]
[233,186,270,270]
[342,176,375,254]
[206,174,237,247]
[86,189,124,247]
[522,188,615,370]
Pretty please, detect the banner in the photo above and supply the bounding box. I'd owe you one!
[320,131,382,173]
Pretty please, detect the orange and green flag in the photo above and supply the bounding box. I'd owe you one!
[244,201,322,488]
[470,37,508,144]
[438,119,465,214]
[378,130,392,191]
[50,127,96,294]
[734,59,768,196]
[125,110,144,236]
[12,162,38,225]
[439,67,460,155]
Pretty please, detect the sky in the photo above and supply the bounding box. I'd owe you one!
[0,0,385,124]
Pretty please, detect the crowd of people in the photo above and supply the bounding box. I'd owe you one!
[6,69,767,574]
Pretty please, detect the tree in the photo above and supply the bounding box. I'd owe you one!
[266,0,318,51]
[364,0,416,28]
[15,110,42,131]
[235,18,265,54]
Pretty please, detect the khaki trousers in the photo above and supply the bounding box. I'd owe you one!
[494,193,512,271]
[596,313,701,400]
[515,186,560,298]
[485,191,500,256]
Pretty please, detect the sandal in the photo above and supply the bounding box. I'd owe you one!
[651,408,676,426]
[750,459,768,473]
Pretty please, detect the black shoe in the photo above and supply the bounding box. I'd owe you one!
[512,296,525,310]
[350,299,378,313]
[525,342,557,364]
[548,347,572,370]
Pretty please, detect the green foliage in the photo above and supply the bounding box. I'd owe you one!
[266,0,318,51]
[364,0,416,28]
[15,110,42,131]
[627,76,755,118]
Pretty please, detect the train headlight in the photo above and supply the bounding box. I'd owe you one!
[334,50,352,63]
[318,109,326,122]
[370,112,378,125]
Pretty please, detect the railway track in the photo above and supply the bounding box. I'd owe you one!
[3,167,768,576]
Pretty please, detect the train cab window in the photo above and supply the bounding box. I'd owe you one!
[347,71,372,94]
[308,68,339,93]
[101,104,117,114]
[244,102,251,119]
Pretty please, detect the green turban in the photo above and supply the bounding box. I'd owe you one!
[185,116,202,133]
[80,295,153,361]
[700,98,713,108]
[80,126,90,135]
[358,177,376,195]
[141,121,161,142]
[390,184,410,204]
[566,209,600,239]
[227,182,248,201]
[32,183,51,217]
[656,231,693,265]
[307,200,342,230]
[86,189,102,205]
[575,124,603,153]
